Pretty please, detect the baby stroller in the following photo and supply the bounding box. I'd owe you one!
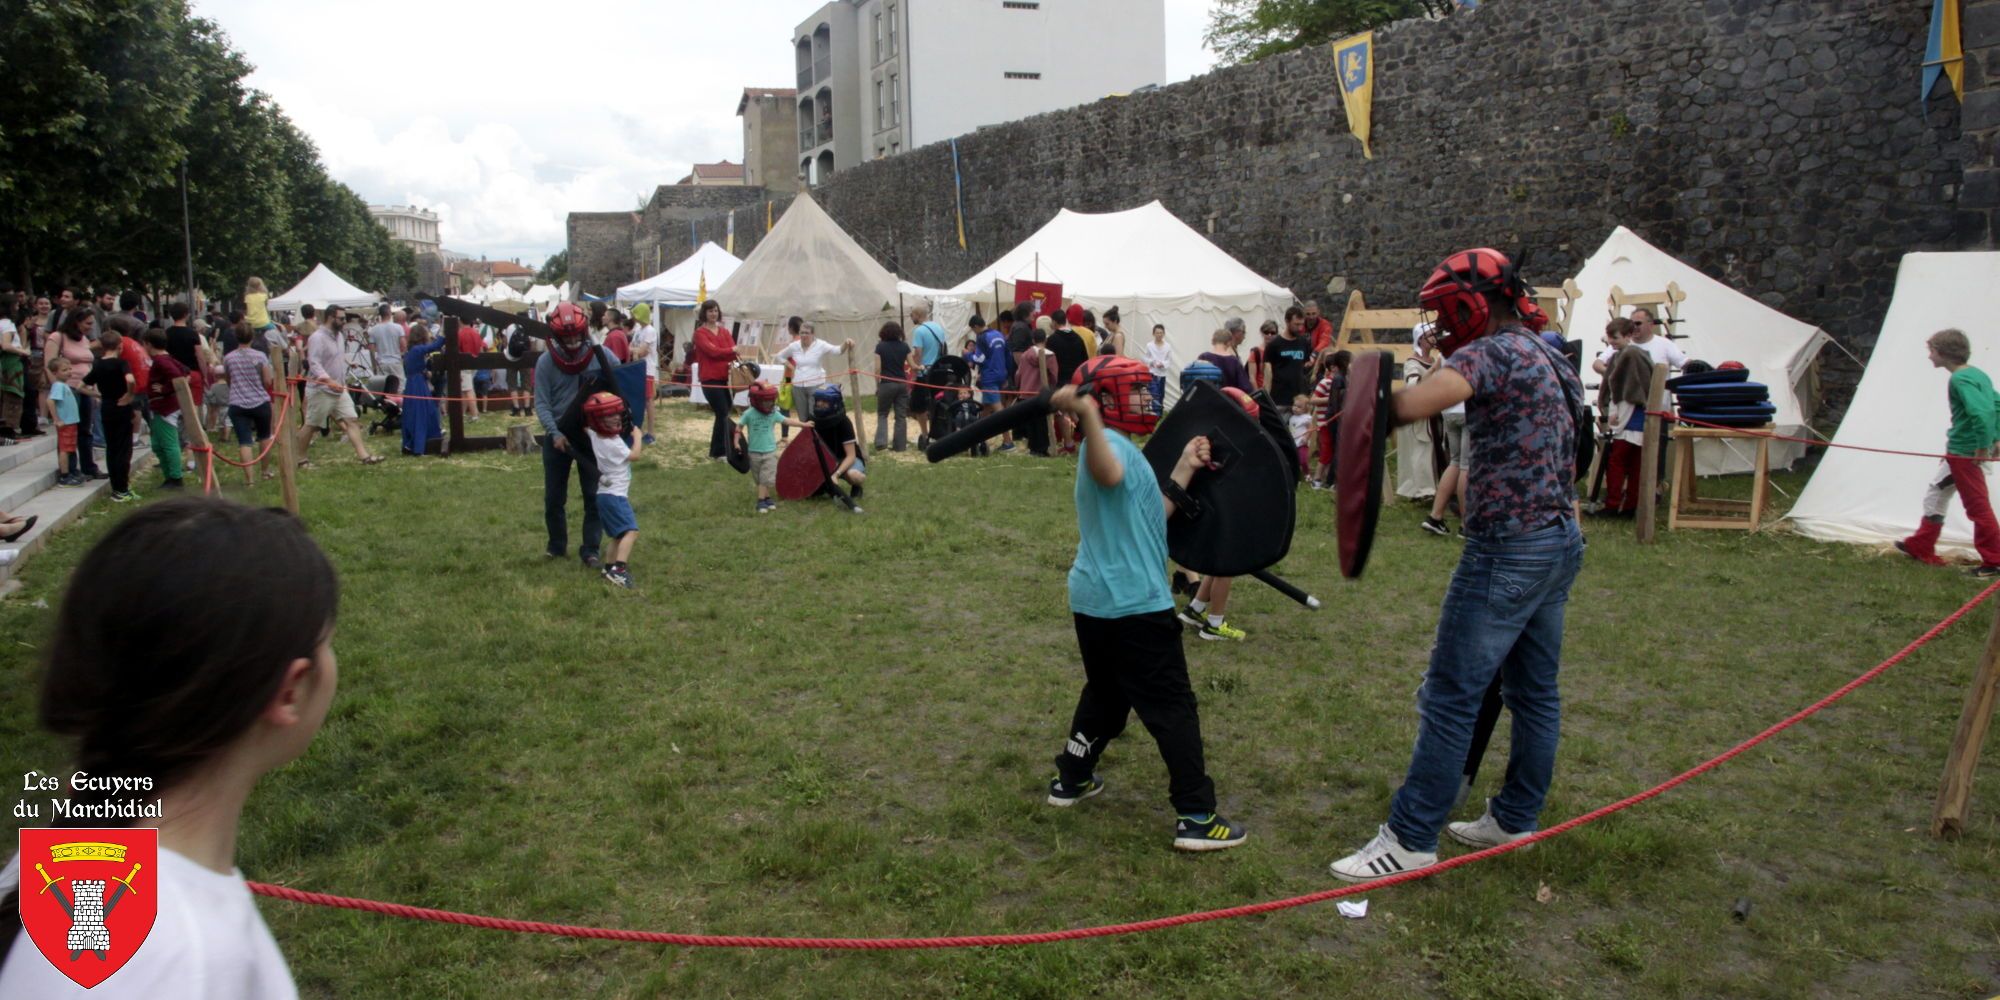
[923,356,987,456]
[354,373,403,436]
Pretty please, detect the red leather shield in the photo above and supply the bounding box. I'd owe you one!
[17,828,159,989]
[776,428,838,500]
[1337,351,1395,578]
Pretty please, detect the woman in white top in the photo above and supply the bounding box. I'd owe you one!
[0,498,338,999]
[774,322,855,405]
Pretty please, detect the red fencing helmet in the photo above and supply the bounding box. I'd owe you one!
[1417,248,1549,357]
[748,379,779,414]
[1073,355,1159,434]
[1717,360,1747,371]
[582,391,627,437]
[1220,386,1261,420]
[545,302,594,374]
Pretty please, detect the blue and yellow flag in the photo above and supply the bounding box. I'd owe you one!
[1331,32,1375,159]
[950,138,968,251]
[1925,0,1963,102]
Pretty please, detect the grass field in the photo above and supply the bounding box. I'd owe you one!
[4,403,1999,999]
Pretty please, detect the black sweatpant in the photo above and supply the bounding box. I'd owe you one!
[1056,610,1217,815]
[1019,400,1050,456]
[101,404,133,492]
[703,379,731,458]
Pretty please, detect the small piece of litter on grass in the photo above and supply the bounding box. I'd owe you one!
[31,599,47,609]
[1732,898,1753,923]
[670,743,682,754]
[1336,900,1368,920]
[1536,882,1556,904]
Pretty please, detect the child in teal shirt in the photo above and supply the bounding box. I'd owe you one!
[1043,355,1247,852]
[738,381,786,513]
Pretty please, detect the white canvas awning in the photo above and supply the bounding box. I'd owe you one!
[716,193,899,325]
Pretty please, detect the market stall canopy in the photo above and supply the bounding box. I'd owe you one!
[268,263,380,311]
[715,193,898,324]
[618,242,744,305]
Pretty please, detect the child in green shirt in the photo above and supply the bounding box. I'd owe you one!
[1897,328,2000,575]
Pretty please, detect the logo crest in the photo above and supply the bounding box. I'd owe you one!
[17,828,159,989]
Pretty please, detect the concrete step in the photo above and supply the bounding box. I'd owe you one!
[0,449,155,595]
[0,433,56,475]
[0,454,58,513]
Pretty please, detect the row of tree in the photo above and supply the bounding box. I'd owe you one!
[1204,0,1461,65]
[0,0,417,301]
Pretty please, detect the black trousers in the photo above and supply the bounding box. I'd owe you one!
[1019,400,1050,455]
[102,405,132,492]
[1057,610,1217,815]
[703,380,731,458]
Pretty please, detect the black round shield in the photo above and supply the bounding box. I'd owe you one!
[1337,351,1394,579]
[1141,381,1296,577]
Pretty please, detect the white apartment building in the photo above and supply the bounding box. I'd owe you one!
[793,0,1165,184]
[367,204,441,254]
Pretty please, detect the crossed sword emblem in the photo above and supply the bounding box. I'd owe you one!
[33,861,141,961]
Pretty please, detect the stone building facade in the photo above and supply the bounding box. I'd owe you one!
[575,0,1984,411]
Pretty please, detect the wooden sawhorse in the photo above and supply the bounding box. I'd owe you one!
[1666,424,1772,531]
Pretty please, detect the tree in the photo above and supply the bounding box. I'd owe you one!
[536,249,569,285]
[1204,0,1459,65]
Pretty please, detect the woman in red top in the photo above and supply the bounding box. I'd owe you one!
[691,300,739,459]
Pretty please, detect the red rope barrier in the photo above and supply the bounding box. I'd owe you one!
[1646,410,1994,463]
[210,393,294,469]
[247,579,2000,949]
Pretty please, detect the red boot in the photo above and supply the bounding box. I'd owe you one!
[1897,518,1948,566]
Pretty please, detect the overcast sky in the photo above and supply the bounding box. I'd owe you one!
[189,0,1223,269]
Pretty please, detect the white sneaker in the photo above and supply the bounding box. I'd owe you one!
[1446,803,1535,851]
[1329,823,1438,883]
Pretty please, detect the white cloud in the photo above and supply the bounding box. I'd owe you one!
[192,0,1220,265]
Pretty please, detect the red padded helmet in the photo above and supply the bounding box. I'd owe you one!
[545,302,594,374]
[1072,355,1159,434]
[1220,386,1260,420]
[748,379,779,414]
[582,391,627,437]
[1417,248,1548,357]
[1717,360,1746,371]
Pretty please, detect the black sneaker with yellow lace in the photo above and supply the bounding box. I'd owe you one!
[1173,812,1248,852]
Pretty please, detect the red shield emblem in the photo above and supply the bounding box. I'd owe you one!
[16,828,159,989]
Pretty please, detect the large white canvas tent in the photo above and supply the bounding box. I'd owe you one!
[1788,252,2000,555]
[269,263,379,311]
[715,193,898,391]
[945,201,1293,372]
[1570,227,1831,475]
[524,283,562,308]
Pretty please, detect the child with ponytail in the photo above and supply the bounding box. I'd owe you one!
[1,497,339,997]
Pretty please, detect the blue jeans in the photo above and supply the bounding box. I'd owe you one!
[1387,517,1583,851]
[541,435,601,560]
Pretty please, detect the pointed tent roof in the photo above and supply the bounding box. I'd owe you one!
[715,193,898,322]
[1788,252,2000,554]
[946,201,1292,303]
[1568,226,1832,474]
[617,242,744,304]
[268,263,379,311]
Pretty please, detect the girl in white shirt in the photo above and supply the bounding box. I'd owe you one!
[1141,324,1175,410]
[0,497,338,999]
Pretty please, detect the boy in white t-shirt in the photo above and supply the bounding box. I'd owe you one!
[582,392,643,588]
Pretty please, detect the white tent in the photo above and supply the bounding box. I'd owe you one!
[618,242,742,305]
[1570,226,1831,475]
[716,193,899,391]
[524,283,562,307]
[269,263,379,312]
[945,201,1293,369]
[1789,252,2000,555]
[481,281,529,314]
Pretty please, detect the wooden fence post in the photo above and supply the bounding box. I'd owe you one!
[171,377,208,491]
[1635,363,1669,544]
[268,345,300,515]
[1933,600,2000,839]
